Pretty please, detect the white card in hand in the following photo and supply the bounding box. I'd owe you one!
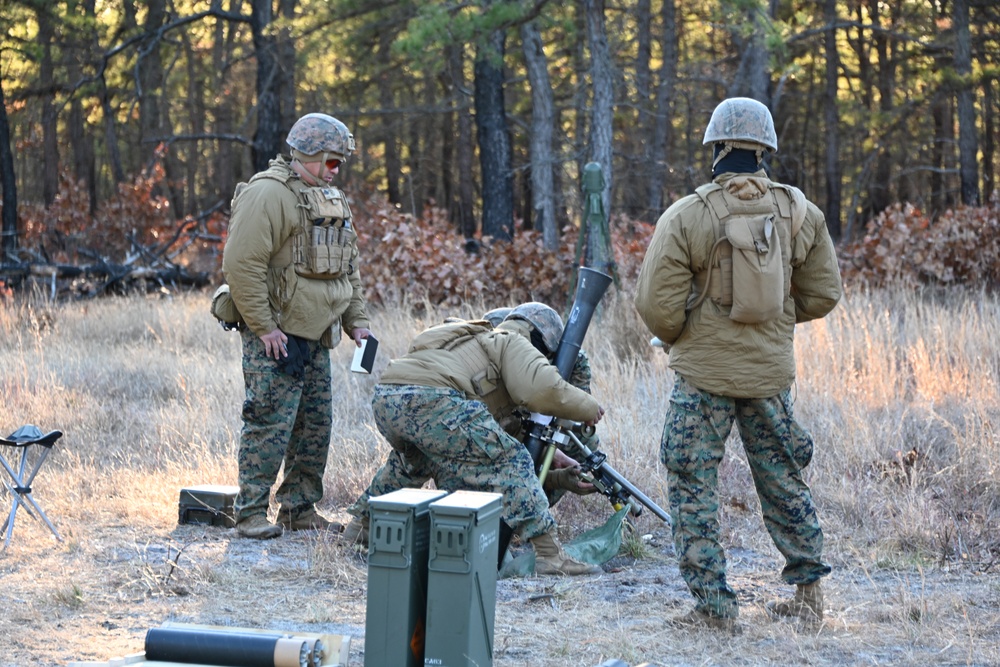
[351,336,378,374]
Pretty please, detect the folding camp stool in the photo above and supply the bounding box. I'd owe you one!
[0,425,63,548]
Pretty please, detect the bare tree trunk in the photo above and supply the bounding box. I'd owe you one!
[984,75,995,201]
[474,19,513,242]
[869,0,893,217]
[99,76,126,185]
[137,0,186,215]
[438,67,456,223]
[423,76,441,210]
[953,0,980,206]
[277,0,297,134]
[932,93,947,215]
[520,19,558,251]
[89,0,125,186]
[0,76,18,257]
[729,1,770,104]
[823,0,842,240]
[635,0,651,143]
[619,0,651,218]
[449,45,476,241]
[67,0,97,214]
[37,6,59,206]
[67,98,96,214]
[251,0,283,171]
[213,0,237,206]
[379,31,402,205]
[403,82,421,215]
[648,0,677,215]
[571,4,588,196]
[584,0,614,219]
[422,76,446,208]
[138,0,166,167]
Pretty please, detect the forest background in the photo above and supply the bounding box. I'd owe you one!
[0,0,999,298]
[1,2,1000,665]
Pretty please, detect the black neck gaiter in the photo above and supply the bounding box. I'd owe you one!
[712,145,762,178]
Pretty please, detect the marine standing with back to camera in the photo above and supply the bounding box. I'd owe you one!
[222,113,374,539]
[634,97,843,631]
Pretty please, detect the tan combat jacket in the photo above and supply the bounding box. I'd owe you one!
[222,156,369,344]
[634,171,842,398]
[380,321,601,424]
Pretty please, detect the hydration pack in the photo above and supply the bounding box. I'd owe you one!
[689,176,805,324]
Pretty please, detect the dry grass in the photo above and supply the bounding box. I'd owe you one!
[1,285,999,666]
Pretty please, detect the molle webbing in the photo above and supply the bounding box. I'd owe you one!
[689,183,801,309]
[448,336,517,432]
[265,183,356,276]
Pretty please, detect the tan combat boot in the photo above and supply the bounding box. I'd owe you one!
[767,581,824,623]
[236,514,283,540]
[342,515,369,547]
[530,531,602,576]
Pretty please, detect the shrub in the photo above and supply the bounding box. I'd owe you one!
[839,200,1000,290]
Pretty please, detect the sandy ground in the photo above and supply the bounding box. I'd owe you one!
[2,511,999,667]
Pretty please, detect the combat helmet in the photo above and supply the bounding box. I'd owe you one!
[482,307,513,328]
[286,113,356,162]
[703,97,777,169]
[505,302,563,356]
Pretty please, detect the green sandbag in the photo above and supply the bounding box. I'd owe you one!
[499,507,629,579]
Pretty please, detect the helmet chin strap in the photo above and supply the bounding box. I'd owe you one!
[290,148,333,186]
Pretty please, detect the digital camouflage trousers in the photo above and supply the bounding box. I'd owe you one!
[235,330,333,522]
[661,375,831,618]
[370,384,555,540]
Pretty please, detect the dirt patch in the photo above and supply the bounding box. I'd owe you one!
[1,516,998,667]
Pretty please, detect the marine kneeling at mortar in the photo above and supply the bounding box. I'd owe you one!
[357,304,605,576]
[344,304,599,550]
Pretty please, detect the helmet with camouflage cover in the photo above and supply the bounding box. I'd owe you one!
[505,302,563,355]
[286,113,356,162]
[703,98,777,153]
[482,307,513,328]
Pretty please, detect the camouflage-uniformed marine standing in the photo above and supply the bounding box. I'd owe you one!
[634,98,842,630]
[343,304,598,545]
[364,307,605,576]
[222,113,374,539]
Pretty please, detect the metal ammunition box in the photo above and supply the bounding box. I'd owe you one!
[423,490,503,667]
[177,484,238,528]
[364,488,448,667]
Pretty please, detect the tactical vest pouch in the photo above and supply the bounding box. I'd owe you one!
[293,186,357,279]
[725,214,784,323]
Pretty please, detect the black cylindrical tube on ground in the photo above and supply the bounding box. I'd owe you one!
[144,627,305,667]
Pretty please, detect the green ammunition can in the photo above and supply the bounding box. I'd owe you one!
[423,491,503,667]
[177,484,238,528]
[364,488,448,667]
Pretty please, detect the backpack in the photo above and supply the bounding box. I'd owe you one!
[689,177,806,324]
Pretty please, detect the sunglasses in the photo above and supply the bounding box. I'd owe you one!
[325,158,343,170]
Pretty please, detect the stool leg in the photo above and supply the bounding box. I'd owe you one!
[0,454,25,548]
[0,446,62,547]
[19,449,61,542]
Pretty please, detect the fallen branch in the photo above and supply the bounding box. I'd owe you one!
[0,259,211,296]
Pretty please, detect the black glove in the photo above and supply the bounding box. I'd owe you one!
[276,334,309,379]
